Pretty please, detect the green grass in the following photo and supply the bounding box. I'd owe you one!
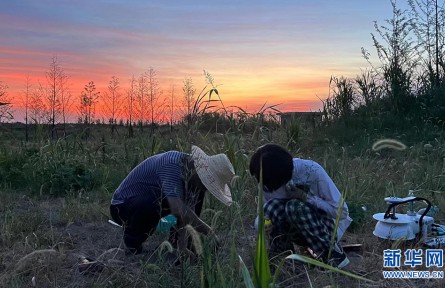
[0,120,444,287]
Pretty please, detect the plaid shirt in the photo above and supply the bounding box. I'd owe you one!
[264,198,335,256]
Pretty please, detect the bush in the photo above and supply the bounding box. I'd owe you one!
[0,141,100,196]
[0,146,28,188]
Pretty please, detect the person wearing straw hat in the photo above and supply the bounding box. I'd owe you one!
[110,145,235,255]
[249,143,352,269]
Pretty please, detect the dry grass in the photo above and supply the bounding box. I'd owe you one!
[0,124,444,287]
[1,189,443,287]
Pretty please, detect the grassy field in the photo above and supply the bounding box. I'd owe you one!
[0,119,444,288]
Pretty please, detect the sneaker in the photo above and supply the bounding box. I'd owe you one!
[329,243,350,269]
[318,243,350,269]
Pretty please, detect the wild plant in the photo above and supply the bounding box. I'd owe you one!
[322,76,357,122]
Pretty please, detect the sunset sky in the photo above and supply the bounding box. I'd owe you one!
[1,0,406,121]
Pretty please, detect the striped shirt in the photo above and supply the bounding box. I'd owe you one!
[111,151,188,205]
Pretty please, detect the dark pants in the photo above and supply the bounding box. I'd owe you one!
[110,189,167,253]
[110,187,205,253]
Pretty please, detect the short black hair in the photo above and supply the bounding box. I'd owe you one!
[249,143,293,191]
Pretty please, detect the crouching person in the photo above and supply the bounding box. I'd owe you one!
[110,145,235,256]
[249,143,352,269]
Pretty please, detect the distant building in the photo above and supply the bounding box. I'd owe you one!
[279,111,323,128]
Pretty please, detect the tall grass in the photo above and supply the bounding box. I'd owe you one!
[1,2,444,285]
[0,98,444,287]
[252,160,271,287]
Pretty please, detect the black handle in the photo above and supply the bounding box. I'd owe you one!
[384,197,432,239]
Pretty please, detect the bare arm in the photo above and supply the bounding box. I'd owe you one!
[167,196,214,235]
[167,196,219,255]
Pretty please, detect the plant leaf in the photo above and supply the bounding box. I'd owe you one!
[254,160,271,287]
[239,255,255,288]
[285,254,374,282]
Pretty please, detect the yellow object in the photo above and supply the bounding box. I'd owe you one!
[265,219,272,226]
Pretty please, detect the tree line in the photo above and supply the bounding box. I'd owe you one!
[0,56,209,140]
[2,0,444,140]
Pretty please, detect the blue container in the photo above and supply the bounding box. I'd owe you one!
[156,214,177,233]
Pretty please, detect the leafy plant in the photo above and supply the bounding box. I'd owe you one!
[239,159,272,288]
[253,160,271,287]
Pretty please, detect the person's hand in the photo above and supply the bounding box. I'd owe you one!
[287,186,307,201]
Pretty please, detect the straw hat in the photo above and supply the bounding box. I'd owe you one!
[191,145,235,206]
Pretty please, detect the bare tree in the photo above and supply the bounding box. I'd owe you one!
[125,76,137,137]
[136,73,148,130]
[79,92,88,124]
[146,67,165,133]
[46,56,65,139]
[0,81,13,122]
[28,82,46,138]
[30,82,46,125]
[79,81,100,140]
[169,84,175,131]
[22,75,31,141]
[102,76,122,136]
[59,72,72,136]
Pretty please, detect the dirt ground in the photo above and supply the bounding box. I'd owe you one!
[0,195,443,288]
